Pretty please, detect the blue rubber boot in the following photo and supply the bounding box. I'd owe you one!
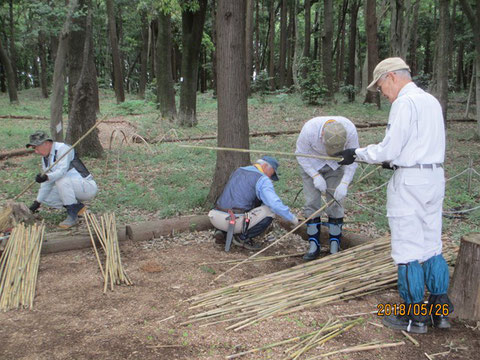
[303,217,321,261]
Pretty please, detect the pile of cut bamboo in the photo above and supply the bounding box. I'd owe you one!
[85,211,132,292]
[186,237,458,331]
[0,223,44,311]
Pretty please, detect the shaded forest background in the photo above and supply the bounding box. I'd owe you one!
[0,0,478,181]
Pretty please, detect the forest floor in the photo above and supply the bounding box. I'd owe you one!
[0,89,479,359]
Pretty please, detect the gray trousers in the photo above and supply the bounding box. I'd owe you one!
[300,165,344,219]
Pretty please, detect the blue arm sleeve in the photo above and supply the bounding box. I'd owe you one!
[256,176,294,221]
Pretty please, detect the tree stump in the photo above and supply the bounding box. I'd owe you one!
[449,233,480,321]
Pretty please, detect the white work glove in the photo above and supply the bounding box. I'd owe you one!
[334,182,349,202]
[290,215,299,227]
[313,175,327,193]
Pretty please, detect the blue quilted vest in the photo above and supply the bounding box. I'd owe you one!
[216,166,264,211]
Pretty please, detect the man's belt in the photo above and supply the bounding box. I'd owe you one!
[394,163,443,170]
[215,207,248,214]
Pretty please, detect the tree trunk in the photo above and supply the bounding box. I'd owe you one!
[408,0,420,75]
[178,0,208,127]
[363,0,380,108]
[0,37,18,104]
[106,0,125,103]
[435,0,450,123]
[278,0,288,88]
[304,0,311,60]
[322,0,334,99]
[51,0,79,142]
[334,0,348,88]
[286,0,295,87]
[246,0,255,93]
[211,0,218,96]
[255,0,261,76]
[0,63,6,93]
[32,57,40,88]
[449,233,480,321]
[156,11,177,121]
[138,10,149,99]
[268,0,276,91]
[66,2,103,158]
[8,0,17,87]
[458,0,480,138]
[456,41,464,90]
[313,9,319,60]
[347,0,360,102]
[38,31,49,99]
[207,0,250,204]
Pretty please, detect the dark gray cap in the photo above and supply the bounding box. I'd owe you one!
[26,130,52,148]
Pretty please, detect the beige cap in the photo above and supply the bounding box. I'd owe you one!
[323,120,347,156]
[367,57,411,92]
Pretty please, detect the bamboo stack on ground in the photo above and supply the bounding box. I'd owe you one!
[0,222,45,311]
[186,237,458,331]
[84,211,133,292]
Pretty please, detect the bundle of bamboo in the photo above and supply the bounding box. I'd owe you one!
[186,237,458,331]
[0,222,44,311]
[85,211,133,292]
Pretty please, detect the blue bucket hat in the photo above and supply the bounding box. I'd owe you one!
[261,156,279,181]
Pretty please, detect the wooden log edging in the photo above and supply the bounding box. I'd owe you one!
[0,148,34,160]
[39,214,368,254]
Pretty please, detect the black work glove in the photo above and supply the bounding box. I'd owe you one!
[335,148,357,165]
[29,200,41,213]
[382,161,394,170]
[35,173,48,183]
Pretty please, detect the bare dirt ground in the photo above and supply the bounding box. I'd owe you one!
[0,228,478,360]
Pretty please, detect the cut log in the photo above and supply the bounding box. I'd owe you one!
[0,148,34,160]
[42,227,127,254]
[449,233,480,321]
[126,215,213,241]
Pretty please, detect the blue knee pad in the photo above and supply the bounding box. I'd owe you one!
[306,217,321,244]
[422,254,449,295]
[398,261,425,304]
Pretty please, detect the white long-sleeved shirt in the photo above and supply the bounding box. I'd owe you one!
[36,142,84,203]
[296,116,359,183]
[355,82,445,166]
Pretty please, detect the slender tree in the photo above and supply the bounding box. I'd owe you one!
[278,0,288,88]
[346,0,360,102]
[246,0,255,92]
[8,0,17,87]
[364,0,380,108]
[138,9,149,99]
[433,0,450,123]
[156,11,177,121]
[38,30,49,99]
[268,0,276,90]
[322,0,334,99]
[106,0,125,103]
[207,0,250,203]
[0,36,18,104]
[178,0,208,127]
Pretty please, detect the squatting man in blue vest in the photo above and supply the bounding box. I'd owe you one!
[337,57,453,333]
[26,131,98,229]
[296,117,359,259]
[208,156,299,250]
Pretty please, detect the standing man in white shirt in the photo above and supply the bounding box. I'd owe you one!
[296,117,359,259]
[26,131,98,229]
[336,58,453,334]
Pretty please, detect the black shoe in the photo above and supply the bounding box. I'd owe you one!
[303,240,320,261]
[232,235,262,250]
[427,315,451,329]
[382,314,428,334]
[213,230,226,245]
